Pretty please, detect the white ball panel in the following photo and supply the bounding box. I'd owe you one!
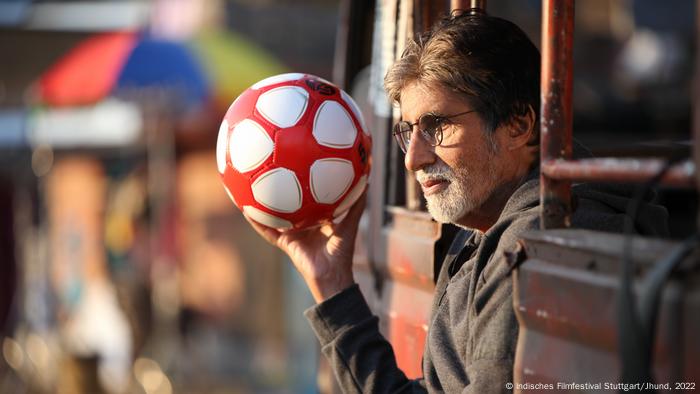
[333,210,349,223]
[310,159,354,204]
[216,119,229,174]
[333,175,367,217]
[229,119,274,173]
[243,206,293,230]
[256,86,309,128]
[340,90,368,135]
[313,101,357,148]
[251,73,305,90]
[251,168,302,213]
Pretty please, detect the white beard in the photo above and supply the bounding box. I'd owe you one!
[416,160,497,225]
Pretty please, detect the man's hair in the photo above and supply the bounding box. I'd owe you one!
[384,13,540,141]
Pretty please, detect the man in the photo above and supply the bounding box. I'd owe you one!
[247,12,668,393]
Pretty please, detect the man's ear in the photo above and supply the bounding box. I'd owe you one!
[506,105,536,151]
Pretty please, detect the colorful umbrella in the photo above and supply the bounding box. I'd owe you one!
[36,31,211,110]
[187,29,287,109]
[33,28,289,149]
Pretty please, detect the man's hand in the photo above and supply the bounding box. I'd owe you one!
[244,193,366,303]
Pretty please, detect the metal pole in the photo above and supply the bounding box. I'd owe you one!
[540,0,574,229]
[541,158,696,188]
[450,0,486,14]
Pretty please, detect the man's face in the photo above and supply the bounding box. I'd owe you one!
[399,82,505,227]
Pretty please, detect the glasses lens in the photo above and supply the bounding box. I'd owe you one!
[418,114,441,145]
[393,121,411,153]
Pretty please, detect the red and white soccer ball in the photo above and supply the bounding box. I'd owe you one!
[216,73,372,230]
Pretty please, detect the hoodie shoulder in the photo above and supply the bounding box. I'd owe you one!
[572,184,669,237]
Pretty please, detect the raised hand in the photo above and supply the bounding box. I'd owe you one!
[244,193,366,303]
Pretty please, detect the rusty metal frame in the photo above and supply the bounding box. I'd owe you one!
[450,0,487,14]
[540,0,574,229]
[541,158,696,188]
[539,0,698,230]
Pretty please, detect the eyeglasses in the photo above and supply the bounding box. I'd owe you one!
[392,110,475,153]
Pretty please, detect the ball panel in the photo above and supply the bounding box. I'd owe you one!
[272,123,319,218]
[216,119,229,174]
[222,185,238,206]
[225,86,259,120]
[243,206,293,230]
[310,158,354,204]
[251,167,302,213]
[256,86,309,128]
[312,100,357,148]
[251,73,305,90]
[227,93,243,113]
[222,163,259,209]
[340,90,368,135]
[229,119,274,173]
[333,175,367,217]
[333,210,349,223]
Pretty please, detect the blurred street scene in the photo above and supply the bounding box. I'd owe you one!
[0,0,338,392]
[1,0,698,393]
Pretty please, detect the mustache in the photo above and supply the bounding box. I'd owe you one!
[416,163,454,183]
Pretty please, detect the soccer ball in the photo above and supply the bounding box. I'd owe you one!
[216,73,371,230]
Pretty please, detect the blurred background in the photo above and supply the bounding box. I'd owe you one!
[0,0,338,393]
[0,0,696,393]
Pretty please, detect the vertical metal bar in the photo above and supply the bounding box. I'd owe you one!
[413,0,438,33]
[398,0,423,211]
[331,0,351,87]
[540,0,574,229]
[450,0,486,14]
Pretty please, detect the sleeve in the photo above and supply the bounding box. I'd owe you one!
[304,284,428,393]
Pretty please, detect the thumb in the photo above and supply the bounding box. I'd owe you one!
[334,191,367,236]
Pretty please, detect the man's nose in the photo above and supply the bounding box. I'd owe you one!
[404,132,436,172]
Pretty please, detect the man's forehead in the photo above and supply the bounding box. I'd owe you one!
[399,82,470,118]
[399,80,437,100]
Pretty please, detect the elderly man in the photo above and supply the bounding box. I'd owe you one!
[247,12,668,393]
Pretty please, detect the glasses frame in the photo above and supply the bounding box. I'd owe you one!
[391,110,475,154]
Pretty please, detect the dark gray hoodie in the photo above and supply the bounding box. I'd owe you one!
[304,174,668,393]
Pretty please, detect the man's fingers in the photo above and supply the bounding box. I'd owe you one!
[337,191,367,234]
[244,190,367,247]
[319,222,336,238]
[348,191,368,218]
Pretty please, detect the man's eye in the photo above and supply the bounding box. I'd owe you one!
[429,119,446,132]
